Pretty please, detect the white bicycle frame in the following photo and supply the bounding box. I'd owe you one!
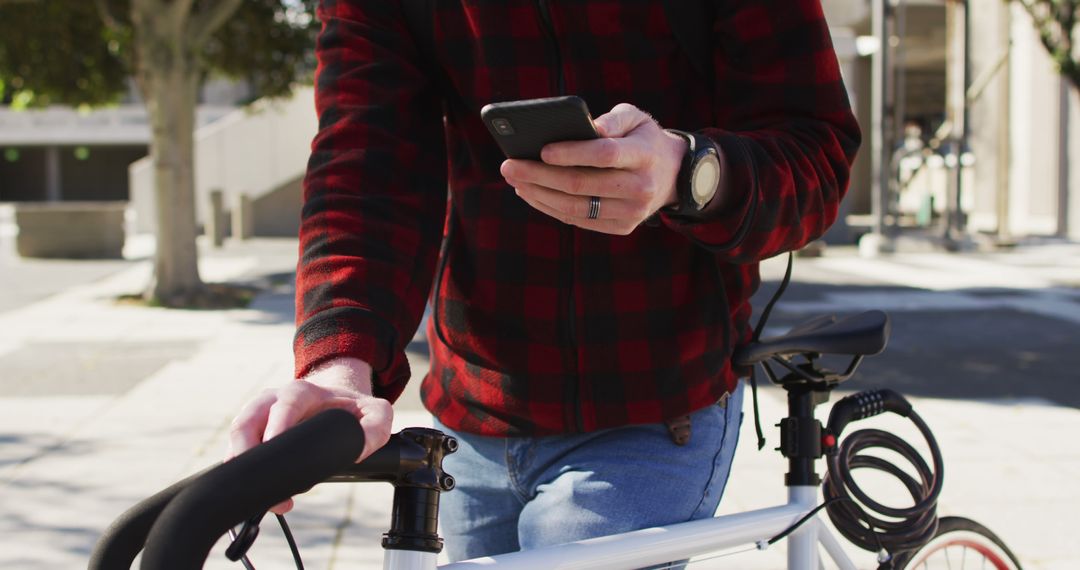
[383,486,856,570]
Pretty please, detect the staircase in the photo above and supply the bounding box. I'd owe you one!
[128,86,317,237]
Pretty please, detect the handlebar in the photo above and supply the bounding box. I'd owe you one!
[90,408,366,570]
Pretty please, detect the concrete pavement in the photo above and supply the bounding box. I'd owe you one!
[0,234,1076,569]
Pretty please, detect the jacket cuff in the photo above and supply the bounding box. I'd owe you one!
[293,307,410,402]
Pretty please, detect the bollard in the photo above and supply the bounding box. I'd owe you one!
[208,189,226,248]
[232,193,254,240]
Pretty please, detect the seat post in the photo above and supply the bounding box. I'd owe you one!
[780,382,831,487]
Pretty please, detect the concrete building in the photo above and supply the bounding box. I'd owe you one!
[0,82,244,204]
[6,3,1078,245]
[831,0,1080,243]
[968,2,1080,241]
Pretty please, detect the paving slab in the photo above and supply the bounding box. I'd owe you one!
[0,240,1077,569]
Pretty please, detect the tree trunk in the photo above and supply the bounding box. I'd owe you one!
[135,18,204,306]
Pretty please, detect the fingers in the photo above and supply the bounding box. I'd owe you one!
[513,181,635,220]
[501,160,640,199]
[262,382,322,442]
[593,103,652,139]
[228,389,276,459]
[514,183,635,235]
[540,137,646,169]
[230,386,316,516]
[228,382,393,516]
[269,498,295,516]
[534,104,656,169]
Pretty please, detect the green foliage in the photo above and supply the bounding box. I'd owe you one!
[0,1,129,106]
[1014,0,1080,91]
[0,0,319,108]
[205,0,319,100]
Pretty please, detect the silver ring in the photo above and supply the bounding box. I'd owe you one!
[587,196,600,220]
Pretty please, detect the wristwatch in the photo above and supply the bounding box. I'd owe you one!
[666,129,721,216]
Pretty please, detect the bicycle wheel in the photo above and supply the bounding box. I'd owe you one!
[885,516,1022,570]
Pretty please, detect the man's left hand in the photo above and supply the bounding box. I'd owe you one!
[500,103,687,236]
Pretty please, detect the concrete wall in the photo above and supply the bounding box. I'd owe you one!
[1069,88,1080,240]
[14,202,126,259]
[964,2,1080,240]
[967,0,1010,235]
[1007,4,1070,238]
[253,175,303,237]
[130,87,316,237]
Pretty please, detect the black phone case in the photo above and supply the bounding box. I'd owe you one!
[480,96,599,160]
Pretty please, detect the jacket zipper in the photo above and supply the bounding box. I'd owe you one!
[535,0,583,432]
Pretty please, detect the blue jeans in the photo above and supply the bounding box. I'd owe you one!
[435,381,745,562]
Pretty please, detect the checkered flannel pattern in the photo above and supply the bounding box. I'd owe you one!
[294,0,861,436]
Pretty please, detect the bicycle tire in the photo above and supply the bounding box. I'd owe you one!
[882,516,1022,570]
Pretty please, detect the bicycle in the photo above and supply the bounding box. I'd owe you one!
[89,308,1023,570]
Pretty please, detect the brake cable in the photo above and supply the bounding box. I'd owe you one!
[226,512,305,569]
[747,251,794,449]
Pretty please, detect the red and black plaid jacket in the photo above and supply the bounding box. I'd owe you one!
[294,0,860,436]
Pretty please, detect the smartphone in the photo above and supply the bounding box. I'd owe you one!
[481,95,599,160]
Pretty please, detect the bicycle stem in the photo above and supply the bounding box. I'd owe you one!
[329,427,459,555]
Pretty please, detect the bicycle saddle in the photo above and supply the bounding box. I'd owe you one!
[733,310,890,367]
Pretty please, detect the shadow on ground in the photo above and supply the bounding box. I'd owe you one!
[230,269,1080,408]
[240,271,298,325]
[751,280,1080,408]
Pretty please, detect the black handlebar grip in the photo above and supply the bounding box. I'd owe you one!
[826,389,912,438]
[89,467,212,570]
[139,409,366,570]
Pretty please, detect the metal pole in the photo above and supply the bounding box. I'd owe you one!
[1058,77,1070,237]
[995,3,1012,243]
[959,0,971,239]
[944,0,970,249]
[869,0,891,246]
[894,0,907,184]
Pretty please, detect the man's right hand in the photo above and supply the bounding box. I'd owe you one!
[227,357,393,514]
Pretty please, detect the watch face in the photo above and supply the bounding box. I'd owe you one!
[691,154,720,208]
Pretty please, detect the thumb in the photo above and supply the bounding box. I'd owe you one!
[594,103,651,138]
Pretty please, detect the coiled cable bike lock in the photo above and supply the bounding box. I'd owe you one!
[822,389,944,557]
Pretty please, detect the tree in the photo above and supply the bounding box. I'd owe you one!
[1014,0,1080,91]
[0,0,317,306]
